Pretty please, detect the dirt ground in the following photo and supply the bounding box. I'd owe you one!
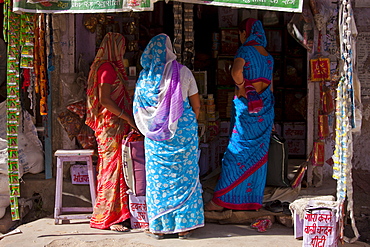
[1,216,370,247]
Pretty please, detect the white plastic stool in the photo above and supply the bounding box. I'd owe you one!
[54,149,96,225]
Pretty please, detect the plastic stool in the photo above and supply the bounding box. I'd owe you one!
[54,149,96,225]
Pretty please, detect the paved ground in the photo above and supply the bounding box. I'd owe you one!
[0,216,369,247]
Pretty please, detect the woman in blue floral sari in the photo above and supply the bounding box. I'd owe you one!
[205,18,275,212]
[133,33,204,239]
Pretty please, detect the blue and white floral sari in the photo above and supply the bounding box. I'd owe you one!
[133,34,204,234]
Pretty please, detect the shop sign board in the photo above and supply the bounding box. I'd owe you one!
[12,0,302,15]
[12,0,153,13]
[180,0,303,13]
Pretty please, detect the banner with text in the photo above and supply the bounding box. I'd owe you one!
[12,0,153,13]
[180,0,303,13]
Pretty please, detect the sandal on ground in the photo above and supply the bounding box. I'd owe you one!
[178,230,193,239]
[145,230,164,240]
[110,223,130,232]
[204,200,224,212]
[264,200,283,213]
[282,202,292,215]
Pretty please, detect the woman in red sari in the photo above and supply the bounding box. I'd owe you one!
[86,32,137,232]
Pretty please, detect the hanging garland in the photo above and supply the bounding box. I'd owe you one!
[3,0,39,221]
[332,0,359,243]
[4,0,21,221]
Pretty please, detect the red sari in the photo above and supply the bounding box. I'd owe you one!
[85,33,131,229]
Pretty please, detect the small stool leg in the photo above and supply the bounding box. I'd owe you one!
[87,156,96,206]
[54,157,64,225]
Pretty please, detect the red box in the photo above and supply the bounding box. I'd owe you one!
[208,120,220,138]
[220,121,230,137]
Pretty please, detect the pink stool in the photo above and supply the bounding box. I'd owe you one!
[54,149,96,225]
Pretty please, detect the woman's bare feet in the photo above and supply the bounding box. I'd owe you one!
[110,223,130,232]
[204,200,224,211]
[178,230,193,239]
[145,230,164,240]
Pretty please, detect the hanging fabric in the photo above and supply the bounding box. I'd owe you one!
[34,14,48,116]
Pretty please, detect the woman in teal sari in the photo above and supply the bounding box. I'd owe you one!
[133,33,204,239]
[205,18,274,211]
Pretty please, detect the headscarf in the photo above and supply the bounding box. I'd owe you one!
[86,32,128,131]
[133,33,184,141]
[244,18,267,47]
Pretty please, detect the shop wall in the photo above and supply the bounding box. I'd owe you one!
[351,5,370,242]
[353,6,370,172]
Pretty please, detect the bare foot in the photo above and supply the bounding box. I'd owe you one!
[110,223,130,232]
[178,230,193,239]
[145,230,164,240]
[204,200,224,211]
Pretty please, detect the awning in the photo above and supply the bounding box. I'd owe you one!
[12,0,303,14]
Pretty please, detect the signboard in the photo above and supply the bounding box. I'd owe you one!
[13,0,302,14]
[303,207,337,247]
[180,0,303,13]
[12,0,153,13]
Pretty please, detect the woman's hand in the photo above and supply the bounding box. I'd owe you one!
[236,86,246,98]
[189,93,201,119]
[232,58,245,86]
[127,117,138,132]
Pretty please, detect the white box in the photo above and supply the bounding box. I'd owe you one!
[129,66,136,77]
[303,207,337,246]
[293,210,304,239]
[129,194,149,229]
[70,164,90,185]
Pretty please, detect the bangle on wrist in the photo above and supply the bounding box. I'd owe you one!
[117,109,123,118]
[235,81,244,86]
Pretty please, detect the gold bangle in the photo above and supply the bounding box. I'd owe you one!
[117,109,123,118]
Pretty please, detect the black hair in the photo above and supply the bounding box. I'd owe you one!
[238,18,249,32]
